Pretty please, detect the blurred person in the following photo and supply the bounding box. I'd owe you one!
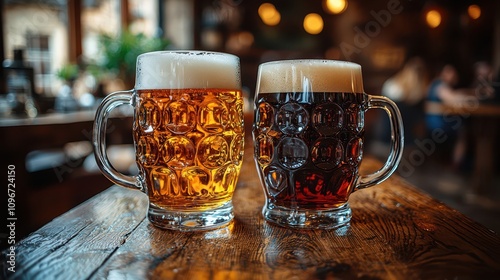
[425,64,469,166]
[471,61,495,102]
[380,57,429,145]
[473,61,493,84]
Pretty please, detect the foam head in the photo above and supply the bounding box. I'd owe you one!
[135,51,241,90]
[257,60,364,94]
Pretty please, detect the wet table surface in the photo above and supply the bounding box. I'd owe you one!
[2,146,500,280]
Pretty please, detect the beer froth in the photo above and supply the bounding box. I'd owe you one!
[257,60,364,94]
[135,51,241,90]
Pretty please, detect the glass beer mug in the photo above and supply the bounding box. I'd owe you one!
[253,60,404,229]
[93,51,244,231]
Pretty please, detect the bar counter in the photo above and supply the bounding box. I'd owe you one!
[2,145,499,279]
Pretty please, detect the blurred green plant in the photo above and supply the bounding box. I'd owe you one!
[56,63,79,82]
[93,30,170,86]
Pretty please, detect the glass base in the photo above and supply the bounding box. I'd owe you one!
[148,201,234,231]
[262,203,352,229]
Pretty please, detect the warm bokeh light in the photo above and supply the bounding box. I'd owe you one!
[258,3,276,19]
[258,3,281,26]
[303,13,324,35]
[324,0,348,14]
[426,10,442,28]
[468,5,481,20]
[225,31,254,52]
[238,31,254,47]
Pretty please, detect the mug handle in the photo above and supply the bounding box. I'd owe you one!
[93,90,142,191]
[355,94,404,190]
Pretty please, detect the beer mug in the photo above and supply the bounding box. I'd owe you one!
[93,51,244,231]
[253,60,403,229]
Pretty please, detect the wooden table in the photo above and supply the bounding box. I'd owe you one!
[425,101,500,194]
[2,145,500,279]
[0,110,133,238]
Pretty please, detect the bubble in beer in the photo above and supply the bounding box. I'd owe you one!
[276,103,308,135]
[295,169,327,199]
[138,99,161,131]
[165,136,195,169]
[328,165,356,200]
[256,134,274,165]
[154,131,169,146]
[277,137,308,169]
[346,103,364,133]
[230,134,244,163]
[213,164,238,194]
[217,91,238,103]
[199,99,229,133]
[165,100,196,134]
[137,136,159,166]
[346,137,363,165]
[228,101,244,133]
[181,166,211,197]
[256,102,274,132]
[311,138,343,170]
[312,103,343,136]
[264,165,287,196]
[151,167,179,196]
[198,135,229,169]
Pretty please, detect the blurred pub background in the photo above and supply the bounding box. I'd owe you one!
[1,0,499,244]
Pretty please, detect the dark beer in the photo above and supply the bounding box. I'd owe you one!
[254,91,366,210]
[253,59,403,228]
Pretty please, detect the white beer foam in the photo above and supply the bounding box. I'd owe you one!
[257,60,364,93]
[135,51,241,90]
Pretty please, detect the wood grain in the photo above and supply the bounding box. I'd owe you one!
[2,150,500,279]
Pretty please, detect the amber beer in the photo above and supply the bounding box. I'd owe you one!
[134,88,244,210]
[253,60,404,229]
[93,51,243,231]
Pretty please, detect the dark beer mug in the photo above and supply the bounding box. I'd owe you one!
[253,60,403,229]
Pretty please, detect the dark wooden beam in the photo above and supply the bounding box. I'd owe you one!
[193,0,202,49]
[68,0,82,63]
[157,0,164,38]
[0,0,6,94]
[121,0,131,31]
[493,1,500,78]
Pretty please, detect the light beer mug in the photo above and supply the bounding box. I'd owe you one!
[253,60,404,229]
[93,51,244,231]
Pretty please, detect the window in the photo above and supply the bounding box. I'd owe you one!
[3,0,189,99]
[26,33,52,95]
